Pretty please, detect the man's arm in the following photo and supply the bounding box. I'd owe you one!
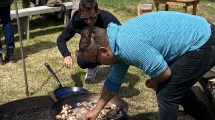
[151,67,171,84]
[57,20,76,57]
[145,67,171,90]
[95,87,116,112]
[84,87,115,120]
[98,10,121,28]
[56,19,77,69]
[84,63,129,120]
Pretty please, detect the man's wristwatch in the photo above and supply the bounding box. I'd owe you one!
[150,78,158,84]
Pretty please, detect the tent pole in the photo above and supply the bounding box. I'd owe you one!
[13,0,29,97]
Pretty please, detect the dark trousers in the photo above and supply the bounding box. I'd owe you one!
[157,24,215,120]
[77,57,99,69]
[0,5,15,52]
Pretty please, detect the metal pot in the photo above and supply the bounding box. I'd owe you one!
[0,96,54,120]
[45,63,89,100]
[51,93,128,120]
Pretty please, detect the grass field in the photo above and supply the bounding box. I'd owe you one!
[0,0,215,119]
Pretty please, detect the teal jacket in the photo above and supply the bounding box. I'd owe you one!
[104,11,211,92]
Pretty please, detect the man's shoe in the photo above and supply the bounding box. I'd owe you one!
[0,53,3,65]
[5,48,15,62]
[85,66,99,81]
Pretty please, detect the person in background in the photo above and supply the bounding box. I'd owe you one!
[76,11,215,120]
[0,0,15,65]
[56,0,121,81]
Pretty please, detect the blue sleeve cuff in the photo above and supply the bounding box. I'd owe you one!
[104,78,122,93]
[149,61,168,78]
[103,62,129,93]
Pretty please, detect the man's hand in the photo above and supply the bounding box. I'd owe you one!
[145,79,157,91]
[145,67,171,91]
[64,56,73,69]
[83,87,115,120]
[83,109,100,120]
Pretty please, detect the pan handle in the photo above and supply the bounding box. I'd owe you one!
[45,63,62,88]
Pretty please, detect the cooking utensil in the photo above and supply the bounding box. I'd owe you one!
[45,63,89,100]
[0,96,53,119]
[51,93,128,120]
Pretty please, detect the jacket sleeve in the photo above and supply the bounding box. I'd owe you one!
[56,20,76,57]
[100,10,121,28]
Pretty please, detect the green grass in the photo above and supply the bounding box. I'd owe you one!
[0,0,215,119]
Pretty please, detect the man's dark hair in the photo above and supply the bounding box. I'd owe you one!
[76,26,108,63]
[79,0,98,13]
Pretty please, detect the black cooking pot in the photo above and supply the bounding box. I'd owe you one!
[45,63,89,100]
[51,93,128,120]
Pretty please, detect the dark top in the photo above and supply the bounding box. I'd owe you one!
[0,0,13,7]
[57,9,121,57]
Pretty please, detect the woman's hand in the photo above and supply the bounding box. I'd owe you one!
[64,56,73,69]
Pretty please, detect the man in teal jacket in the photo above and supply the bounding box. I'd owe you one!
[76,11,215,120]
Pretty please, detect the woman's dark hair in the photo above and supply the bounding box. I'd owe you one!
[79,0,98,13]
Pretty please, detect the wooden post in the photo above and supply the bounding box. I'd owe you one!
[64,10,70,26]
[165,4,169,11]
[154,3,159,11]
[21,0,31,39]
[192,3,197,15]
[137,4,153,16]
[153,0,199,15]
[183,5,187,13]
[22,0,30,8]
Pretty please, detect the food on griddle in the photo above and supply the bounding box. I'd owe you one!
[55,102,123,120]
